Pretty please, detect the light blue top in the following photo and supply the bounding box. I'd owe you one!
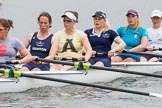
[117,26,148,60]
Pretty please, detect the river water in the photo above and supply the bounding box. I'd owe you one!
[0,0,162,108]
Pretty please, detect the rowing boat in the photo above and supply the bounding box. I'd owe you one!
[0,62,162,93]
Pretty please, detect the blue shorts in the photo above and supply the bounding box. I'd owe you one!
[22,62,50,71]
[88,57,111,67]
[0,64,15,69]
[116,54,140,62]
[142,55,159,61]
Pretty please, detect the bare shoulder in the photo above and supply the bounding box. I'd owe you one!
[25,33,34,41]
[51,34,59,44]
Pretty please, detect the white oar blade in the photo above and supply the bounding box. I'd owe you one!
[150,93,162,98]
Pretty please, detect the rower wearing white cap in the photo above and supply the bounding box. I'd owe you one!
[52,11,92,70]
[141,10,162,62]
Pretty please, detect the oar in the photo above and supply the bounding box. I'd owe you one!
[62,58,78,61]
[0,61,19,64]
[0,70,162,98]
[16,55,24,59]
[122,50,162,58]
[35,58,162,78]
[153,48,162,51]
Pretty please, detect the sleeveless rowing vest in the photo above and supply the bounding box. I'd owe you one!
[30,32,53,58]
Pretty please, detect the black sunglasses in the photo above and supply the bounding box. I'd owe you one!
[152,16,161,19]
[0,27,5,31]
[63,18,72,22]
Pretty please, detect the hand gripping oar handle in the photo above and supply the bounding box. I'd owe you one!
[36,58,162,78]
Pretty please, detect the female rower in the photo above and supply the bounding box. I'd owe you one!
[52,11,92,70]
[112,9,148,62]
[0,18,31,75]
[20,12,55,71]
[141,10,162,62]
[84,11,126,67]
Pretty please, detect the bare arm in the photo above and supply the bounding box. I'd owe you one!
[129,36,148,52]
[113,36,126,52]
[82,36,92,61]
[24,34,33,49]
[19,48,32,64]
[44,36,56,60]
[108,36,126,57]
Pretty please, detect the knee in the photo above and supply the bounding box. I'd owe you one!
[140,57,148,62]
[112,56,122,62]
[123,58,135,62]
[20,67,30,71]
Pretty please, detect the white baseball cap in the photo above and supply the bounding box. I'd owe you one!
[61,11,77,21]
[151,10,162,18]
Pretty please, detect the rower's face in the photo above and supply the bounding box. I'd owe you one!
[63,16,75,29]
[127,14,138,26]
[93,17,105,28]
[38,16,51,32]
[0,23,8,39]
[151,16,162,25]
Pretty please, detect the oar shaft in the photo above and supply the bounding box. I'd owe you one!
[37,58,74,66]
[1,69,162,98]
[153,48,162,51]
[90,65,162,78]
[124,51,162,58]
[21,73,150,97]
[0,61,19,64]
[36,58,162,78]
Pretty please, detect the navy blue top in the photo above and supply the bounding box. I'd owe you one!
[84,28,118,53]
[30,32,53,58]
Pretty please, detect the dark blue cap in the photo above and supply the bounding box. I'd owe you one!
[92,11,106,18]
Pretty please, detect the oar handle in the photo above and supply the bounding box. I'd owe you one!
[153,48,162,51]
[16,55,24,59]
[95,52,107,57]
[62,58,78,61]
[35,58,74,66]
[0,61,19,64]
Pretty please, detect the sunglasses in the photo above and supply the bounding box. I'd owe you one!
[63,18,72,22]
[0,27,5,31]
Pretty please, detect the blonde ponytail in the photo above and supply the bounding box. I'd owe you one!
[103,18,111,32]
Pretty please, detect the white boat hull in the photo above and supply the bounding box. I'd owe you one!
[0,62,162,93]
[112,62,162,72]
[0,70,126,93]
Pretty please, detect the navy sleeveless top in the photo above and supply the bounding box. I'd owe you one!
[30,32,53,58]
[84,28,118,53]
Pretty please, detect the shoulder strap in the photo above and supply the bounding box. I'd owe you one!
[30,32,38,44]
